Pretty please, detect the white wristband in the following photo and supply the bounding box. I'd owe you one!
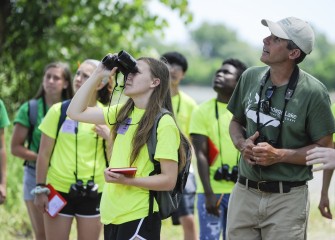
[31,186,50,196]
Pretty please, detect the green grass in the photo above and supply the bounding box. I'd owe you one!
[308,202,335,239]
[2,182,333,240]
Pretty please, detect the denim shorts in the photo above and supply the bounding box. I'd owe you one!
[197,193,230,240]
[23,166,36,201]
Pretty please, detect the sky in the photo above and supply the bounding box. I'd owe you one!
[150,0,335,47]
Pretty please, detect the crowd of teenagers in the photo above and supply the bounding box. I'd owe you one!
[1,16,335,240]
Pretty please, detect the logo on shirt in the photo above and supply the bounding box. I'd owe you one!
[245,92,297,128]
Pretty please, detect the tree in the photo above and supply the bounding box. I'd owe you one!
[0,0,192,115]
[190,22,239,58]
[185,22,260,84]
[189,22,335,88]
[300,32,335,89]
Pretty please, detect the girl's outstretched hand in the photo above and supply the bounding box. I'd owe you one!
[93,125,110,140]
[306,147,335,171]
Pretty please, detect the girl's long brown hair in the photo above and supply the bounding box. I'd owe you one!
[111,57,189,171]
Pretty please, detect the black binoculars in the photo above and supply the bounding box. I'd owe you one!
[255,134,278,147]
[68,179,98,199]
[101,50,137,76]
[214,164,238,183]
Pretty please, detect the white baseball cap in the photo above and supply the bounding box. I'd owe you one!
[261,17,315,54]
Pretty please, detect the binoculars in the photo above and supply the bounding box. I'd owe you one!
[214,164,238,183]
[255,134,278,148]
[68,179,98,199]
[101,50,137,76]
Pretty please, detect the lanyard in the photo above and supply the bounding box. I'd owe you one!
[74,123,98,182]
[175,93,181,116]
[256,66,299,147]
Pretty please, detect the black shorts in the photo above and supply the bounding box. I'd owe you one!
[171,172,196,225]
[104,212,161,240]
[58,191,102,217]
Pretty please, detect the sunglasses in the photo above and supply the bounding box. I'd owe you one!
[261,86,276,114]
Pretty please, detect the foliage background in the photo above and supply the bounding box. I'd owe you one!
[1,0,335,239]
[1,0,335,116]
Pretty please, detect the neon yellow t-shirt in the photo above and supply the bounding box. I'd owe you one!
[172,91,197,136]
[173,91,198,173]
[100,105,180,224]
[189,98,238,194]
[39,102,107,193]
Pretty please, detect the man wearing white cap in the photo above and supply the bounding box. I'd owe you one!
[226,17,335,239]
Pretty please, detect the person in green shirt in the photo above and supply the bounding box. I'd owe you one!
[161,51,198,240]
[34,59,112,240]
[227,17,335,240]
[0,99,10,204]
[11,62,73,239]
[190,59,247,240]
[67,55,189,240]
